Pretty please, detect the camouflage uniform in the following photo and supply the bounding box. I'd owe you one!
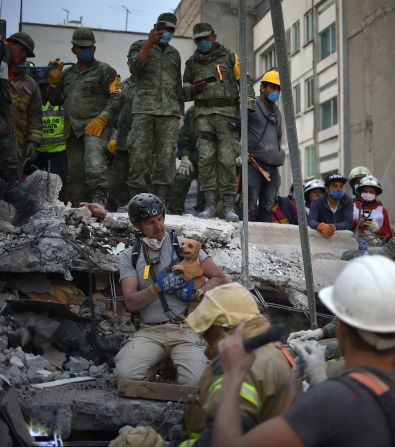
[48,29,124,205]
[127,13,183,201]
[183,23,255,220]
[109,76,134,208]
[168,106,199,214]
[9,69,42,166]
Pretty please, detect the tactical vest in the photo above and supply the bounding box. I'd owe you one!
[40,102,66,153]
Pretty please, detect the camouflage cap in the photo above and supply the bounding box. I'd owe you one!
[157,12,177,29]
[71,28,96,47]
[8,32,35,57]
[192,23,214,39]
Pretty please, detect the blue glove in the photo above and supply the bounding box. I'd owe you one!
[176,279,196,302]
[156,271,185,293]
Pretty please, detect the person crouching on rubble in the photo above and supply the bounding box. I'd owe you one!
[308,173,353,238]
[114,193,228,386]
[213,255,395,447]
[352,175,392,244]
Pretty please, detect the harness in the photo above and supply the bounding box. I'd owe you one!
[132,230,184,323]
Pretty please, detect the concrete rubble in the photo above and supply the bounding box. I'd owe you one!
[0,170,389,440]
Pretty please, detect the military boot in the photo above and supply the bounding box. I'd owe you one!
[199,191,217,219]
[3,186,41,227]
[223,194,239,222]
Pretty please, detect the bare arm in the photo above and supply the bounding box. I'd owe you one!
[121,276,158,312]
[200,257,229,292]
[137,27,164,64]
[213,327,305,447]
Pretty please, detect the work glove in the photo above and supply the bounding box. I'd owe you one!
[290,340,327,386]
[235,156,242,167]
[287,328,324,344]
[177,155,193,176]
[48,58,64,86]
[317,223,335,238]
[154,271,185,294]
[363,219,380,233]
[176,279,196,302]
[107,139,116,155]
[85,115,109,137]
[25,141,40,160]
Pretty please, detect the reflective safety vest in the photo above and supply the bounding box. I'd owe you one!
[39,102,66,153]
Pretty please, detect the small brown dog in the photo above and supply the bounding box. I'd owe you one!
[172,239,206,314]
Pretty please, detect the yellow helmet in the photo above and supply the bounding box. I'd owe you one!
[260,69,280,86]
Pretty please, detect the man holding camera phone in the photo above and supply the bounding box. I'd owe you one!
[183,23,256,222]
[126,13,183,203]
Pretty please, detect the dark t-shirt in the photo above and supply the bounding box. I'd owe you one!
[283,371,393,447]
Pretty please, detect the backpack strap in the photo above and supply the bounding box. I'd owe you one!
[131,236,142,269]
[348,371,389,396]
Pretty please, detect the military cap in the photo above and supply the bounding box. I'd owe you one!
[71,28,96,47]
[192,23,214,39]
[8,32,35,57]
[157,12,177,29]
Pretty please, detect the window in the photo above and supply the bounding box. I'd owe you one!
[286,28,291,54]
[292,20,300,53]
[261,47,276,73]
[293,84,301,115]
[305,77,314,109]
[320,22,336,60]
[305,145,315,178]
[321,96,338,129]
[304,10,314,43]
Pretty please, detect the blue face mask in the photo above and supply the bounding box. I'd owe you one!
[267,91,280,103]
[160,31,173,45]
[79,47,94,62]
[196,40,212,54]
[329,191,344,201]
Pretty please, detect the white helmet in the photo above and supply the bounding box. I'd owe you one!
[304,178,325,197]
[356,175,382,195]
[319,255,395,333]
[348,166,372,184]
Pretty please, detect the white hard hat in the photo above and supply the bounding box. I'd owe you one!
[356,175,382,195]
[304,178,325,197]
[319,255,395,333]
[348,166,372,184]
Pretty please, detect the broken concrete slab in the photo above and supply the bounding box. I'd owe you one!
[19,170,63,204]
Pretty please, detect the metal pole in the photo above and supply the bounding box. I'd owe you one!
[239,0,249,288]
[19,0,23,31]
[269,0,317,328]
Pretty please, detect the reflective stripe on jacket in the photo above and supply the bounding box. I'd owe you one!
[39,102,66,153]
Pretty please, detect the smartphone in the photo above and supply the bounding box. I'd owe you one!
[203,76,217,83]
[156,21,167,31]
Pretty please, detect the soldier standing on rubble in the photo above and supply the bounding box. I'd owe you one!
[0,35,40,226]
[47,28,124,207]
[126,13,184,202]
[114,193,228,386]
[7,32,42,169]
[183,23,255,222]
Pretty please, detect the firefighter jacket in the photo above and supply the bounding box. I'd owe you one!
[9,69,42,147]
[39,102,66,153]
[128,41,183,116]
[183,43,255,119]
[48,59,124,138]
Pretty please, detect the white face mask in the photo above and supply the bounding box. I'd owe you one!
[142,237,164,251]
[361,192,376,202]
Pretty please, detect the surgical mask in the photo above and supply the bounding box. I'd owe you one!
[267,91,280,103]
[196,39,212,54]
[361,192,376,202]
[160,31,173,45]
[79,47,94,62]
[143,237,164,251]
[329,191,344,201]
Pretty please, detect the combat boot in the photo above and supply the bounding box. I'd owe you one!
[199,191,217,219]
[223,194,239,222]
[3,186,41,227]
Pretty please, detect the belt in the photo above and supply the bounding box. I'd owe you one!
[195,98,238,108]
[144,320,183,326]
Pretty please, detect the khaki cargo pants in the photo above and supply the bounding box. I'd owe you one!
[114,322,208,386]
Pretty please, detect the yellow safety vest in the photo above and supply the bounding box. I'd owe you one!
[40,102,66,153]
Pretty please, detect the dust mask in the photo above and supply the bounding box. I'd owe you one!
[361,192,376,202]
[143,237,164,251]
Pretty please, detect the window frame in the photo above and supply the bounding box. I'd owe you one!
[293,83,301,115]
[305,144,316,178]
[305,77,314,110]
[304,9,314,44]
[292,20,301,54]
[320,22,336,60]
[321,96,338,130]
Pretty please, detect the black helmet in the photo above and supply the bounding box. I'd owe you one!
[324,173,347,187]
[128,193,165,225]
